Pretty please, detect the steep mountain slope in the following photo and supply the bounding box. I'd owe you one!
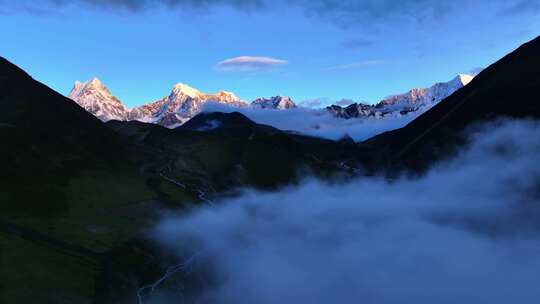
[68,77,128,121]
[0,57,163,304]
[327,74,474,119]
[68,80,298,128]
[129,83,246,127]
[0,59,128,182]
[365,35,540,171]
[251,95,296,109]
[378,74,473,108]
[67,81,249,127]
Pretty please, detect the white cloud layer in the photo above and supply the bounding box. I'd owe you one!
[203,102,419,141]
[215,56,287,72]
[151,119,540,304]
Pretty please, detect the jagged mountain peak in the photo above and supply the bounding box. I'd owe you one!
[327,73,476,119]
[68,77,248,127]
[68,77,127,121]
[272,95,293,101]
[73,77,106,90]
[455,73,474,86]
[378,73,475,106]
[71,77,114,99]
[252,95,296,109]
[127,84,246,128]
[171,82,202,98]
[87,76,102,85]
[214,90,240,101]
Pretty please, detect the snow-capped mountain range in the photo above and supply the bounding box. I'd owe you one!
[126,83,246,127]
[252,96,296,109]
[327,74,474,119]
[68,80,295,128]
[68,73,474,128]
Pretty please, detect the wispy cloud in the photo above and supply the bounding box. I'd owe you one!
[326,60,383,71]
[503,0,540,15]
[2,0,265,13]
[215,56,287,72]
[4,1,538,27]
[341,38,375,49]
[298,97,329,108]
[299,98,358,108]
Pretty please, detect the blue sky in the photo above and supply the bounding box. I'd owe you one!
[0,0,538,108]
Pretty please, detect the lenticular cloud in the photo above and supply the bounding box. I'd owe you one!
[152,119,540,304]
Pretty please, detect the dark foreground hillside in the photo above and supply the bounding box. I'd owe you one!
[0,57,162,304]
[0,57,368,303]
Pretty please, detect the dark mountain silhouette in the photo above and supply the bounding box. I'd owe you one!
[0,56,129,214]
[0,57,125,168]
[105,110,369,190]
[180,111,258,131]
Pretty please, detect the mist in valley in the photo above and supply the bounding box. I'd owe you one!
[141,119,540,303]
[202,103,421,141]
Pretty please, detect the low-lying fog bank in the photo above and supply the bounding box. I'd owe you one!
[148,119,540,304]
[203,103,421,141]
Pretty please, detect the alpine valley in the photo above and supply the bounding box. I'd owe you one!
[1,30,540,304]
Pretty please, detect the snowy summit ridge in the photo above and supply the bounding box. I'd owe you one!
[68,80,289,128]
[327,73,476,119]
[251,96,296,109]
[68,73,474,128]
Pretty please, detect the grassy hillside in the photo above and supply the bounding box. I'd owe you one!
[0,57,190,303]
[0,57,366,303]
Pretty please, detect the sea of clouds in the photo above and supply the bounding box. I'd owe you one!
[148,119,540,304]
[202,103,422,141]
